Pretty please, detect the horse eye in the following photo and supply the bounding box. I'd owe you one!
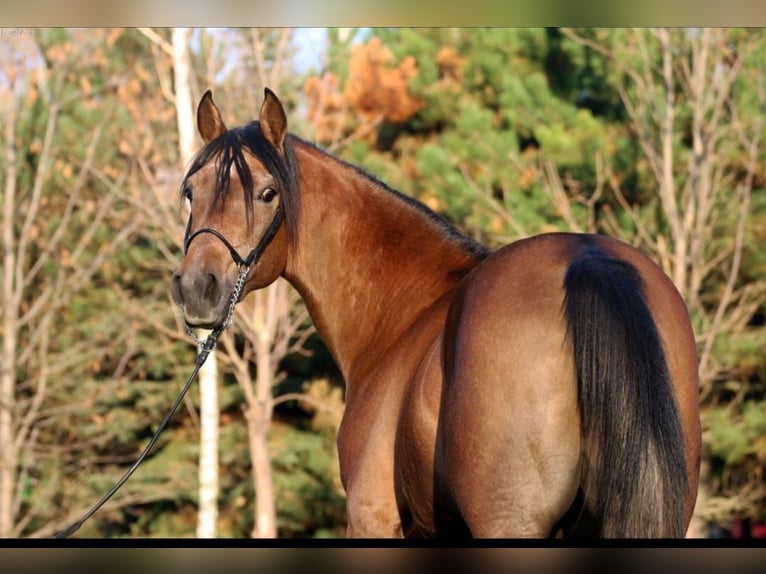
[183,184,193,202]
[260,187,278,203]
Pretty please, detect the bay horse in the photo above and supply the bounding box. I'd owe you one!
[171,88,701,538]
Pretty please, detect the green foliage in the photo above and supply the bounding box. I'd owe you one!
[704,402,766,467]
[270,421,346,537]
[337,27,617,243]
[214,410,345,538]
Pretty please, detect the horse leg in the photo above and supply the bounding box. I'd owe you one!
[344,463,403,538]
[345,485,403,538]
[338,406,405,537]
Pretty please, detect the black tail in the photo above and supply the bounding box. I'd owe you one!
[563,244,687,537]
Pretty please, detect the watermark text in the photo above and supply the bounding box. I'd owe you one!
[1,29,33,38]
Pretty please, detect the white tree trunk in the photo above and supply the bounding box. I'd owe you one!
[196,343,220,539]
[0,73,19,538]
[173,28,196,166]
[250,329,277,538]
[172,27,220,539]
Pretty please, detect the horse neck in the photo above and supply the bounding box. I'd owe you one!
[283,141,485,383]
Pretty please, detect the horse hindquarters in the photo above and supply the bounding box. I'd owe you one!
[436,234,697,538]
[563,244,689,537]
[435,239,584,538]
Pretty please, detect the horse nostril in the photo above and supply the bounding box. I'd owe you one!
[171,271,184,304]
[203,272,219,303]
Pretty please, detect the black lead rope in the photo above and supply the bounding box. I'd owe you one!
[54,338,216,539]
[55,204,284,539]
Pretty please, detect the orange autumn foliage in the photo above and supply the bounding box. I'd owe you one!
[344,37,423,124]
[304,37,423,146]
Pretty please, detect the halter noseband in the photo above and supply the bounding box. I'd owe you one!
[183,202,285,268]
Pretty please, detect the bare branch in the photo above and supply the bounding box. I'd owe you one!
[542,160,583,234]
[137,27,173,57]
[459,163,527,239]
[269,28,293,89]
[250,29,270,93]
[23,121,107,290]
[698,119,761,388]
[15,96,60,302]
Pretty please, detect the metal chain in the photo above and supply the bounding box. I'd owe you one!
[55,212,273,537]
[223,265,250,329]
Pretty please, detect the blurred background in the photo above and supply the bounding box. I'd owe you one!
[0,27,764,539]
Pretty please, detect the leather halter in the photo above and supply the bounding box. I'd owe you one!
[183,202,285,268]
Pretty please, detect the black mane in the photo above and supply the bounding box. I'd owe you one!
[181,121,301,247]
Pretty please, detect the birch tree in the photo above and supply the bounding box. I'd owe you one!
[139,25,224,539]
[141,27,318,538]
[171,27,222,539]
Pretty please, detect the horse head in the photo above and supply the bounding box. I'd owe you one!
[171,88,294,329]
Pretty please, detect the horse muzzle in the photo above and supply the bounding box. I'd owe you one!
[171,265,235,329]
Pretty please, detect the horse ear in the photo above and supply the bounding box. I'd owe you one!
[197,90,227,143]
[259,87,287,150]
